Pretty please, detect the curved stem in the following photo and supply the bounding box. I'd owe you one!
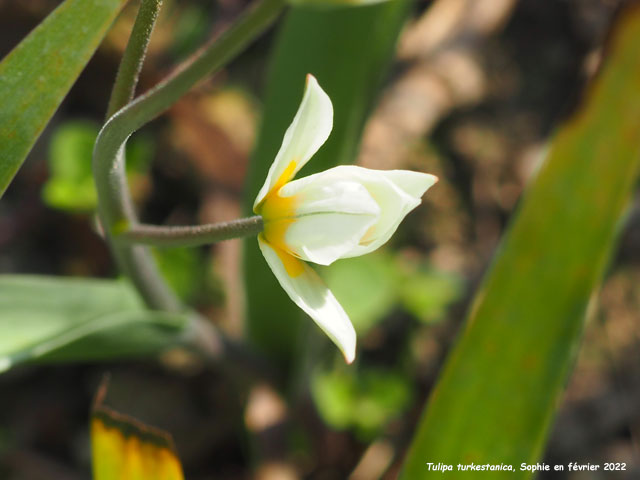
[107,0,162,118]
[119,216,263,248]
[93,0,286,310]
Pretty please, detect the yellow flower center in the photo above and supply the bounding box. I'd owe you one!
[256,160,304,277]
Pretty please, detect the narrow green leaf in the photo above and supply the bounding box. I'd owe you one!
[400,6,640,478]
[0,276,189,372]
[0,0,126,196]
[242,0,411,368]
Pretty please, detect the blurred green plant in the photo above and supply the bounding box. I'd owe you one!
[322,253,399,333]
[400,5,640,478]
[42,121,153,212]
[323,252,462,333]
[0,276,189,372]
[169,3,212,60]
[312,367,412,439]
[399,265,462,324]
[153,247,224,305]
[0,0,126,197]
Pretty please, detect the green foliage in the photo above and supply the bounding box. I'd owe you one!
[243,0,412,369]
[169,3,212,60]
[43,122,99,211]
[0,276,189,372]
[0,0,126,197]
[399,265,462,324]
[322,253,399,333]
[400,6,640,478]
[153,247,223,305]
[323,252,462,333]
[42,121,153,212]
[312,367,412,439]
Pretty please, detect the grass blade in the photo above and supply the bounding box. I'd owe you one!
[400,5,640,478]
[0,0,126,196]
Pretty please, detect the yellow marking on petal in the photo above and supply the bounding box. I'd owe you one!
[265,237,305,278]
[261,192,298,254]
[258,160,301,255]
[272,160,298,194]
[259,233,303,277]
[260,190,297,223]
[359,224,377,245]
[263,217,295,252]
[255,160,298,214]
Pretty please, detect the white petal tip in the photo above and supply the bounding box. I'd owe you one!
[414,172,439,195]
[336,324,357,364]
[344,350,356,364]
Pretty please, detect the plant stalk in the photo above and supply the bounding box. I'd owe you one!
[106,0,162,118]
[94,0,286,311]
[119,216,263,248]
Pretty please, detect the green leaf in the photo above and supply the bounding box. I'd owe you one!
[398,263,462,324]
[400,6,640,478]
[42,121,99,211]
[312,367,412,440]
[0,276,189,373]
[322,253,399,333]
[0,0,126,197]
[153,247,223,305]
[323,252,463,332]
[242,0,411,368]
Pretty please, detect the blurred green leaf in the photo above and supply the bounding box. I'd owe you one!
[243,1,412,368]
[169,3,212,60]
[323,252,463,332]
[0,276,190,372]
[400,6,640,478]
[0,0,126,197]
[323,253,399,333]
[42,121,153,212]
[153,247,223,306]
[43,122,99,210]
[398,263,462,324]
[312,368,412,439]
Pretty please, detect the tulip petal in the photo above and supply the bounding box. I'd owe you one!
[278,179,379,265]
[281,166,437,258]
[254,74,333,210]
[258,235,356,363]
[341,167,437,256]
[381,169,439,199]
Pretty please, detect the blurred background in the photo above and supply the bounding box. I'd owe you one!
[1,0,639,478]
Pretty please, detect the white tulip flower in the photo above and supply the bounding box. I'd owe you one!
[254,74,438,363]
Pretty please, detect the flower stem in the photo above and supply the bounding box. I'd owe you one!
[93,0,286,310]
[106,0,162,119]
[118,216,263,248]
